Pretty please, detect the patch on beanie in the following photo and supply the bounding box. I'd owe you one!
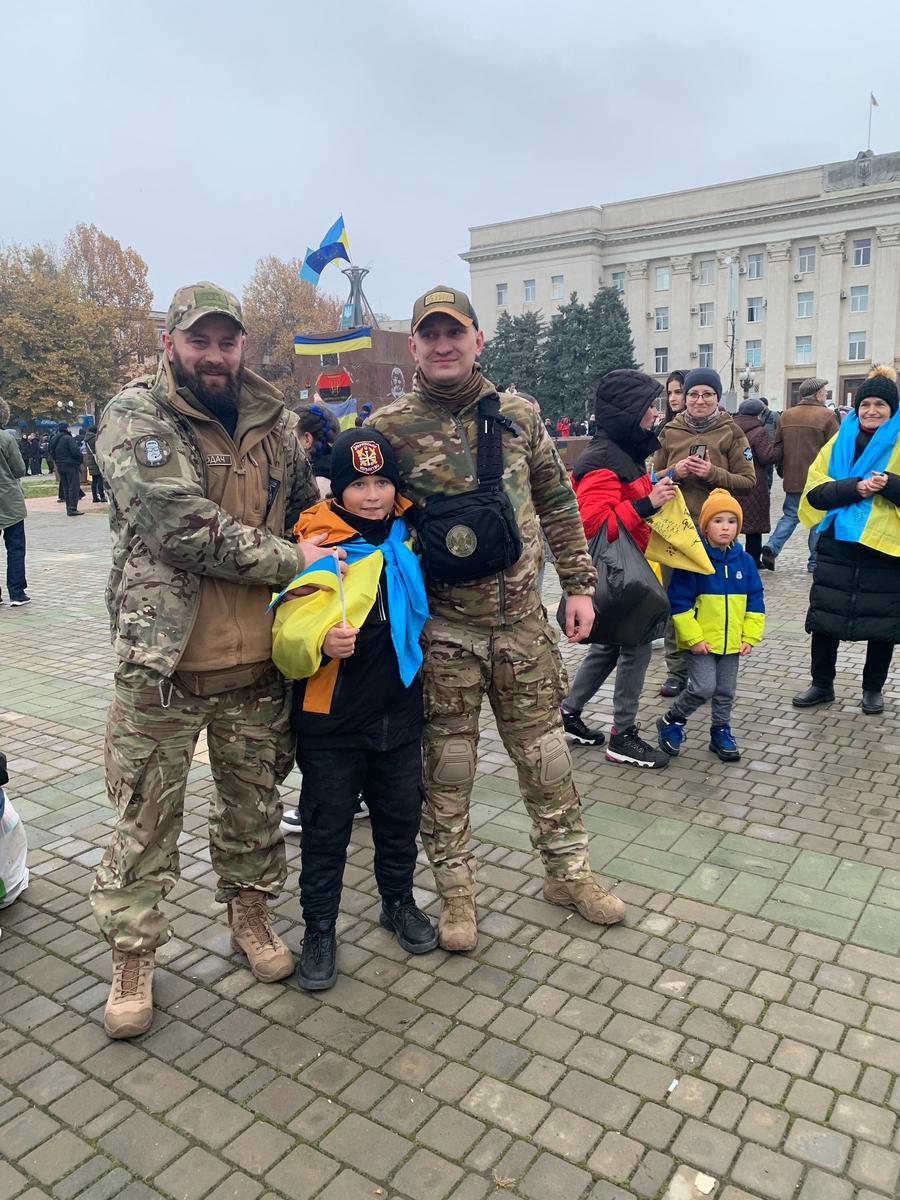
[351,440,385,474]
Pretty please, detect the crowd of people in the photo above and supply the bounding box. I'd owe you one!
[3,277,898,1044]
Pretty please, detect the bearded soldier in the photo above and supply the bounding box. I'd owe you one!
[91,282,328,1037]
[368,286,626,951]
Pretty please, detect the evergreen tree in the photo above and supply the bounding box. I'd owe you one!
[478,310,544,396]
[586,286,637,377]
[538,293,592,423]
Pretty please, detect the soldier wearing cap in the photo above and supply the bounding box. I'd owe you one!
[90,282,326,1038]
[368,286,626,952]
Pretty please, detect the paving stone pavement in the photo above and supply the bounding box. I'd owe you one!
[1,489,899,1200]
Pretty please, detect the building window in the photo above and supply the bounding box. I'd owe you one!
[853,238,871,267]
[849,331,867,361]
[746,253,764,280]
[698,302,714,328]
[747,296,763,323]
[746,340,762,368]
[698,343,713,369]
[654,307,669,332]
[699,259,715,285]
[797,291,814,319]
[551,274,564,300]
[850,284,869,313]
[795,336,812,365]
[798,245,816,274]
[611,271,625,293]
[655,266,670,290]
[655,347,669,373]
[496,283,508,306]
[523,279,536,302]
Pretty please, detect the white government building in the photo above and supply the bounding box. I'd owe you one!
[462,150,900,409]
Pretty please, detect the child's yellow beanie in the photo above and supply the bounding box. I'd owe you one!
[699,488,743,536]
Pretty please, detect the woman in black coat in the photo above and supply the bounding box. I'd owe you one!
[793,367,900,715]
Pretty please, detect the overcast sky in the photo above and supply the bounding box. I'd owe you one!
[3,0,897,322]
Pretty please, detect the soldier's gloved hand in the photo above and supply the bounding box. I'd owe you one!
[298,531,348,574]
[323,623,359,659]
[565,594,595,643]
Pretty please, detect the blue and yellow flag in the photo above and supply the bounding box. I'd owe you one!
[299,216,351,285]
[293,328,373,356]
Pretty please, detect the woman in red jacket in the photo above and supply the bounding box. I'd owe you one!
[560,371,676,769]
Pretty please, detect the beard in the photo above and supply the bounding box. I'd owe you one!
[172,348,244,429]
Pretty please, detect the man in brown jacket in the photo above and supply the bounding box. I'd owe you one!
[760,378,840,572]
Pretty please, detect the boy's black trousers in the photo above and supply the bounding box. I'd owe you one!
[298,738,423,924]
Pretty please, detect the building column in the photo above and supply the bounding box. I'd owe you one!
[625,261,648,371]
[764,241,792,408]
[670,255,692,372]
[872,225,900,368]
[816,233,845,395]
[716,248,740,392]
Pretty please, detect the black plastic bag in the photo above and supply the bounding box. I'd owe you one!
[557,522,669,647]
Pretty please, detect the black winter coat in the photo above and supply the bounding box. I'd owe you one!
[52,434,83,470]
[805,471,900,644]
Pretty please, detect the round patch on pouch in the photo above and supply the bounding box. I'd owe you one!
[446,524,477,557]
[134,435,173,469]
[351,440,385,474]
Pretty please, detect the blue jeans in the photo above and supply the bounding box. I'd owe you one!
[766,491,819,569]
[2,520,27,599]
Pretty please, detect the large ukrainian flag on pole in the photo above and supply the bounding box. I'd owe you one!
[299,216,351,285]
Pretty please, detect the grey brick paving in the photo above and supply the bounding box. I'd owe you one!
[4,497,900,1199]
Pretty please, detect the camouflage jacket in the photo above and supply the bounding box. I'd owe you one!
[97,359,318,676]
[368,380,596,627]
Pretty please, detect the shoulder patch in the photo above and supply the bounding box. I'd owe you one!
[134,435,173,469]
[743,446,753,460]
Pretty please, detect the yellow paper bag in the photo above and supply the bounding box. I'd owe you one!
[645,489,714,574]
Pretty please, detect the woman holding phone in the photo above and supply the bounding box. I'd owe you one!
[653,369,756,696]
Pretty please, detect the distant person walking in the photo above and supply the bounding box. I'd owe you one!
[83,425,106,503]
[0,397,30,606]
[760,378,839,573]
[733,399,783,567]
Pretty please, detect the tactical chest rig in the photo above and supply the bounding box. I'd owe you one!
[414,393,524,583]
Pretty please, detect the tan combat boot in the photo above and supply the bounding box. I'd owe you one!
[438,893,478,953]
[543,876,626,925]
[104,949,155,1039]
[228,889,294,982]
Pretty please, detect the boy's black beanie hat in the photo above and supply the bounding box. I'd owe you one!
[330,428,401,502]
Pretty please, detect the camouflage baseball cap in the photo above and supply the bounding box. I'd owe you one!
[166,282,245,334]
[411,285,479,333]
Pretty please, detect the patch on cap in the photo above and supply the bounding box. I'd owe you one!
[351,440,385,474]
[424,290,457,306]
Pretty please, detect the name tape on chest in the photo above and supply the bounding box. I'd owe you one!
[205,453,233,467]
[134,435,173,469]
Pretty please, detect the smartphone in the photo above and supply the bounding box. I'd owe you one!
[690,444,708,461]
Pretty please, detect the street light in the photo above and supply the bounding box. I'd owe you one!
[739,365,755,401]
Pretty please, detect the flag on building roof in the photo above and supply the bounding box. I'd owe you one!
[293,328,373,356]
[299,216,351,285]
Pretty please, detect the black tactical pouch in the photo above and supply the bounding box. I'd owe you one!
[415,394,523,584]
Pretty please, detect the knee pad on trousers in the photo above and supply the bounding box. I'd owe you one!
[428,737,476,787]
[537,730,572,787]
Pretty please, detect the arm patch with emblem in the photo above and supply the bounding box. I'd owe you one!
[134,435,173,468]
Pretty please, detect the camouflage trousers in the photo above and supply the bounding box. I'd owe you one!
[90,661,293,953]
[421,613,591,897]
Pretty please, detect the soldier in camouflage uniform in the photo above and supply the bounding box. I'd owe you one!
[90,282,325,1038]
[368,287,626,951]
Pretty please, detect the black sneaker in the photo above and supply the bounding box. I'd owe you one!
[280,808,302,835]
[560,708,606,746]
[759,546,776,571]
[380,896,439,954]
[606,725,670,769]
[295,922,337,990]
[658,677,685,698]
[8,595,31,607]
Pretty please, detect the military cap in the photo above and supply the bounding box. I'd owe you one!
[411,285,479,333]
[166,281,245,334]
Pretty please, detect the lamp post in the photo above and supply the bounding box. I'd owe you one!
[739,365,755,402]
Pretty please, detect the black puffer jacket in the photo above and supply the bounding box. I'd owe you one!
[805,465,900,643]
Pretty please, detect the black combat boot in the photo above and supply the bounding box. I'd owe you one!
[295,920,337,990]
[380,896,439,954]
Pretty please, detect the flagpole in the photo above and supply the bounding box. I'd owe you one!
[868,98,873,151]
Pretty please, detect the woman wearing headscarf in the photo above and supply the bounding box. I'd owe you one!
[733,398,783,566]
[652,368,755,695]
[559,370,675,769]
[793,366,900,715]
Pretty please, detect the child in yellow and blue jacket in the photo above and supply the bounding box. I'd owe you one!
[656,489,765,763]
